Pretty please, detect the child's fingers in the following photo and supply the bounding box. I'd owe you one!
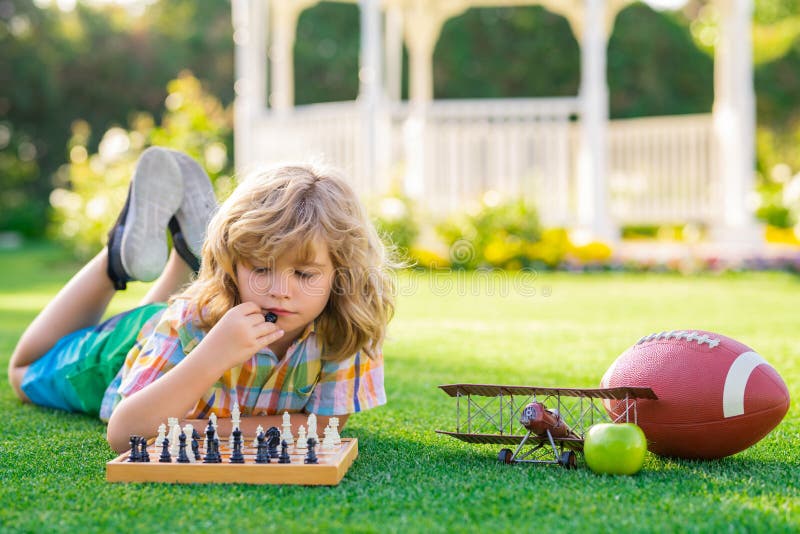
[257,327,285,347]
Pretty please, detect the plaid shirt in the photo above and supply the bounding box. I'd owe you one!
[99,298,385,421]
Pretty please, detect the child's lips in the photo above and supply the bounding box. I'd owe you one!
[266,308,294,316]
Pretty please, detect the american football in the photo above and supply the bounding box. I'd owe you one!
[601,330,790,459]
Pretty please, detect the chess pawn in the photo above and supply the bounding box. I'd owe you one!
[252,425,265,448]
[307,414,318,441]
[155,424,167,450]
[296,426,308,450]
[304,438,319,464]
[278,440,291,464]
[159,439,171,463]
[321,426,335,451]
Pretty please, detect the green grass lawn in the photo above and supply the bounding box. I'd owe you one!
[0,243,797,532]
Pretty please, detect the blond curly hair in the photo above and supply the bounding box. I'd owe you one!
[176,163,396,362]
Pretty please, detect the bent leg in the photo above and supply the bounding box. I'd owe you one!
[8,249,116,401]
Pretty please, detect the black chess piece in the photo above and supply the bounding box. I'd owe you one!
[191,436,200,461]
[192,428,201,441]
[278,439,291,464]
[128,436,139,462]
[214,438,222,463]
[229,428,245,464]
[266,427,281,458]
[159,438,171,463]
[177,432,190,463]
[204,421,218,463]
[140,437,150,462]
[304,438,318,464]
[255,432,270,464]
[264,312,278,323]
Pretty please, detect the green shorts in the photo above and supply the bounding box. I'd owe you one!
[21,303,167,416]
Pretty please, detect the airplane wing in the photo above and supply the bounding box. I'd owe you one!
[439,383,657,400]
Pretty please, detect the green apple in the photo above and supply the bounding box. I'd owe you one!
[584,423,647,475]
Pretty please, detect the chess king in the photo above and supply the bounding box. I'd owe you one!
[9,148,394,452]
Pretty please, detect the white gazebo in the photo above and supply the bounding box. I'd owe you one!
[231,0,759,243]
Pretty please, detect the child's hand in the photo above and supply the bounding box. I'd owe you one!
[205,302,284,366]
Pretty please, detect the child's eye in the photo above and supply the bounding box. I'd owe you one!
[295,270,312,279]
[253,267,270,275]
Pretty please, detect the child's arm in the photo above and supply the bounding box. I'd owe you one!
[106,302,284,453]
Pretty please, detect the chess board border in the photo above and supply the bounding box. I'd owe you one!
[106,438,358,485]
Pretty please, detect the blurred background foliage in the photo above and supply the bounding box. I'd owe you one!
[2,0,800,250]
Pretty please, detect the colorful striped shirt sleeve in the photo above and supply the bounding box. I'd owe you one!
[304,347,386,416]
[115,300,193,401]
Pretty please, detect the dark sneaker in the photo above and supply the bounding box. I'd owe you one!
[167,150,217,270]
[106,147,184,289]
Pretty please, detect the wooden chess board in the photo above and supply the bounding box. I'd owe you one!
[106,437,358,485]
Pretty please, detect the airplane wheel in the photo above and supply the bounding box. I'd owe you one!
[558,451,577,469]
[498,448,514,464]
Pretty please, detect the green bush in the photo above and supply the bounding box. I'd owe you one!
[368,192,419,264]
[48,73,233,258]
[437,194,542,270]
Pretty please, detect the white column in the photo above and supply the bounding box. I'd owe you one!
[232,0,267,175]
[712,0,761,243]
[385,7,403,104]
[270,3,300,113]
[576,0,615,242]
[359,0,383,191]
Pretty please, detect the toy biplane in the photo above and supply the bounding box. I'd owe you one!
[435,384,657,468]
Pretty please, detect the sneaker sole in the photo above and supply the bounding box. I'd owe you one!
[120,147,184,281]
[169,150,217,257]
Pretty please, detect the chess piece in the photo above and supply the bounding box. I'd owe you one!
[209,413,218,433]
[177,433,190,463]
[159,439,171,463]
[296,426,308,450]
[191,436,200,462]
[140,437,150,462]
[278,440,291,464]
[255,432,270,464]
[281,411,294,447]
[128,436,139,462]
[252,425,264,448]
[322,426,335,451]
[264,311,278,323]
[155,424,166,450]
[266,427,281,459]
[330,417,341,446]
[203,424,218,463]
[307,414,318,441]
[229,428,245,464]
[304,438,319,464]
[169,422,182,457]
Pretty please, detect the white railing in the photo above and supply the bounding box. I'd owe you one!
[403,98,579,225]
[607,113,717,225]
[244,99,717,228]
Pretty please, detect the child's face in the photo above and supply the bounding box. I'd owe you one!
[236,240,334,342]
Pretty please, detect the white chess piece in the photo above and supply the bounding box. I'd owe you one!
[231,403,241,430]
[281,411,294,446]
[307,414,318,441]
[209,413,218,433]
[296,425,307,450]
[252,425,265,448]
[169,422,182,456]
[321,426,335,451]
[329,417,341,446]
